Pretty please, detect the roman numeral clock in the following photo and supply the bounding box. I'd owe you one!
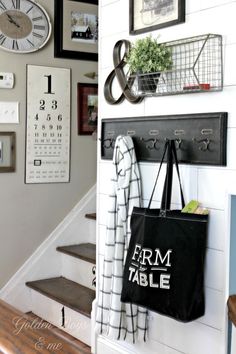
[0,0,51,53]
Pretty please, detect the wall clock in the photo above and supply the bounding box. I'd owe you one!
[0,0,51,53]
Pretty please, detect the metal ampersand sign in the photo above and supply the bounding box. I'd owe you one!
[104,39,143,105]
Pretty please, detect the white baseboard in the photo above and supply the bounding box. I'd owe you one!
[0,185,96,313]
[232,325,236,353]
[96,335,187,354]
[97,336,136,354]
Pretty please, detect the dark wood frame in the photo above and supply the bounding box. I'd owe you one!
[129,0,185,35]
[54,0,98,61]
[77,83,98,135]
[0,132,16,172]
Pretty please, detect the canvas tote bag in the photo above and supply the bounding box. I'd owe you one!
[121,140,208,322]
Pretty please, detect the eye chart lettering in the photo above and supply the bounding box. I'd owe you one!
[25,65,71,183]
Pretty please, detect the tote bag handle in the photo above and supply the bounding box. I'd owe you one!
[161,139,173,210]
[148,140,185,210]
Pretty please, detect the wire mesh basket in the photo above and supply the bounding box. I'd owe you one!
[127,34,223,97]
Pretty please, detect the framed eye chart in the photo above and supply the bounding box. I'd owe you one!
[25,65,71,184]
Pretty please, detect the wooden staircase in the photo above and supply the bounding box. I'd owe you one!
[25,213,96,347]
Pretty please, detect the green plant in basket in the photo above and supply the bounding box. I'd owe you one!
[126,36,172,93]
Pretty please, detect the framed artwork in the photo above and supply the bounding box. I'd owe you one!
[129,0,185,35]
[77,83,98,135]
[0,132,16,172]
[54,0,98,61]
[25,65,71,184]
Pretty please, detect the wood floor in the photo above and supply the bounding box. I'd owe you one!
[0,299,91,354]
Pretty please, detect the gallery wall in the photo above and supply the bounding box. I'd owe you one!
[0,0,97,288]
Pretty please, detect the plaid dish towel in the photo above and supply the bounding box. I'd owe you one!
[95,135,148,343]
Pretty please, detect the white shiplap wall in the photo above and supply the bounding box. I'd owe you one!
[96,1,236,353]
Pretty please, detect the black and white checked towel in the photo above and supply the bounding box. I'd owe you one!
[95,135,148,343]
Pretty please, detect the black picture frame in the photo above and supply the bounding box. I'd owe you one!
[0,132,16,172]
[129,0,185,35]
[54,0,98,61]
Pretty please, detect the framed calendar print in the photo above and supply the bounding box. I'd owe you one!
[25,65,71,184]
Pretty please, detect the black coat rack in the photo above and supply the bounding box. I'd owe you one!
[100,112,227,166]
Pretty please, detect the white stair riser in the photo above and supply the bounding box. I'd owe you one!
[30,289,62,327]
[61,255,96,291]
[30,289,91,346]
[64,306,91,346]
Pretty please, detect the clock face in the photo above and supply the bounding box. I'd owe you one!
[0,0,51,53]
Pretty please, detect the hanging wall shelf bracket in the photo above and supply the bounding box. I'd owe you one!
[101,112,228,166]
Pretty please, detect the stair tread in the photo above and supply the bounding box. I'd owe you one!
[85,213,96,220]
[57,243,96,264]
[26,277,95,318]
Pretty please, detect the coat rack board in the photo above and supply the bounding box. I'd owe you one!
[101,112,227,166]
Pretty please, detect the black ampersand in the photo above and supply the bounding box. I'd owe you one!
[104,39,143,105]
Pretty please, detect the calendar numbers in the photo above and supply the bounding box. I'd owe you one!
[26,66,70,184]
[32,116,65,154]
[52,100,57,110]
[44,75,55,95]
[40,100,45,110]
[39,100,58,111]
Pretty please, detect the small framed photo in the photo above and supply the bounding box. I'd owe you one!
[0,132,16,172]
[129,0,185,35]
[77,83,98,135]
[54,0,98,61]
